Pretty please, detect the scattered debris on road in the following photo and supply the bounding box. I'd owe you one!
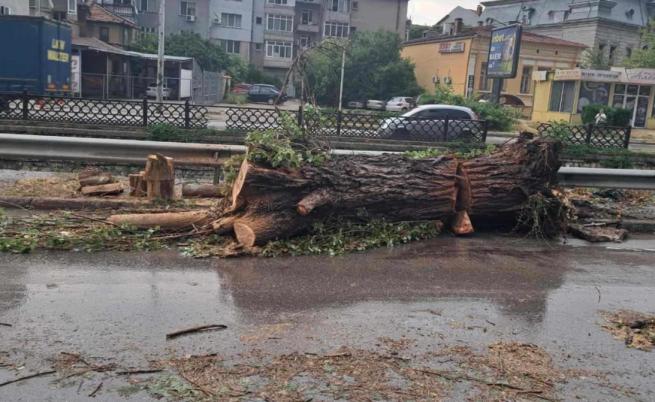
[166,324,228,340]
[0,370,56,388]
[601,310,655,351]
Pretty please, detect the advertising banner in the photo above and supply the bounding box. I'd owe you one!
[71,55,81,95]
[487,25,522,79]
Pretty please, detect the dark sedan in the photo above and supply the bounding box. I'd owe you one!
[247,84,287,105]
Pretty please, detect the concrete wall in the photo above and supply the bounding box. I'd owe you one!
[164,0,210,37]
[350,0,407,37]
[210,0,254,62]
[0,0,30,15]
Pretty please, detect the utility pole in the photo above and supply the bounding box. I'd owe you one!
[156,0,166,103]
[337,47,346,112]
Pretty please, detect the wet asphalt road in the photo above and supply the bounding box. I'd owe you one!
[1,235,655,401]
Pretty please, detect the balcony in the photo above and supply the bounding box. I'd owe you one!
[264,57,293,68]
[296,23,320,33]
[101,4,137,22]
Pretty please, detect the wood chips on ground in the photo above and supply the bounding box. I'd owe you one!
[601,310,655,352]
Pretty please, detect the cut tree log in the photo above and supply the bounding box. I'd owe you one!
[218,134,561,246]
[79,173,114,187]
[81,182,124,196]
[107,211,211,230]
[129,172,147,197]
[144,154,175,200]
[182,183,222,198]
[568,224,628,243]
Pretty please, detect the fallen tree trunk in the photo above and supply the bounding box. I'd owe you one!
[219,134,561,246]
[81,182,124,196]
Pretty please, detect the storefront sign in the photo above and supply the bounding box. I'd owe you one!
[554,69,621,82]
[622,68,655,85]
[486,25,522,79]
[71,55,81,95]
[439,41,465,54]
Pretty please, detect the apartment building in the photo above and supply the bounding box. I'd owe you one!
[0,0,30,15]
[135,0,408,79]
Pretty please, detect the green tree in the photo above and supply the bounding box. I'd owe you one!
[581,48,609,70]
[128,32,232,71]
[624,20,655,68]
[408,24,432,40]
[305,31,422,105]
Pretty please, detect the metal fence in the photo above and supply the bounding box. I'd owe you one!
[225,107,488,143]
[0,92,208,128]
[538,123,631,149]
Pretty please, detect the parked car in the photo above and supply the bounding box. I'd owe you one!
[385,97,416,112]
[231,83,252,94]
[146,84,171,99]
[377,105,479,140]
[366,100,386,110]
[347,100,366,109]
[247,84,287,105]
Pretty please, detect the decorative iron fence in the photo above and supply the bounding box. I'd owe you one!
[225,107,488,143]
[0,92,208,128]
[538,123,631,149]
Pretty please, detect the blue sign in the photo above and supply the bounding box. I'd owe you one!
[487,25,522,79]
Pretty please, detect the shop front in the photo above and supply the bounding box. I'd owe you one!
[532,68,655,129]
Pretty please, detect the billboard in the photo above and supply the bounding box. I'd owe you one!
[486,25,522,79]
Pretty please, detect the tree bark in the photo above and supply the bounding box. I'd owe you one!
[144,154,175,200]
[80,183,124,196]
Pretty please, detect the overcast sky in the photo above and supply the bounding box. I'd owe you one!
[408,0,480,26]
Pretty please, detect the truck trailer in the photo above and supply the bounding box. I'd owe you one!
[0,15,72,95]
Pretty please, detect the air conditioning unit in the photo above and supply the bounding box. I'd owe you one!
[186,15,196,22]
[213,17,221,25]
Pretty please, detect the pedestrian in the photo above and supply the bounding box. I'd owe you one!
[595,109,607,125]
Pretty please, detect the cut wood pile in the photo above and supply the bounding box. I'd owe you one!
[107,134,565,248]
[78,168,123,196]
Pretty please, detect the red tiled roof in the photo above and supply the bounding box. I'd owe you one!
[86,3,137,27]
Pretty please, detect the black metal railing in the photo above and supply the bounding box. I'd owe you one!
[225,107,488,143]
[538,123,631,149]
[0,92,208,128]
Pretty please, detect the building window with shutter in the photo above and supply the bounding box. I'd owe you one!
[520,66,533,94]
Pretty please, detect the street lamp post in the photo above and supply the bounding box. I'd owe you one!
[156,0,166,103]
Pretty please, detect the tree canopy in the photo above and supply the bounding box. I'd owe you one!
[623,21,655,68]
[304,31,421,105]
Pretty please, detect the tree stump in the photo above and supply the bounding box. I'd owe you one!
[144,154,175,200]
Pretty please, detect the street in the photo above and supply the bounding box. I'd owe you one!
[1,235,654,401]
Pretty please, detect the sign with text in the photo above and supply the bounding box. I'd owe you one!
[71,55,81,94]
[554,69,621,82]
[439,41,465,54]
[486,25,522,79]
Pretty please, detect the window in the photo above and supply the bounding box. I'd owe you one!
[479,62,489,91]
[301,9,313,25]
[180,1,196,17]
[266,40,293,58]
[29,0,36,9]
[255,43,263,50]
[609,45,617,65]
[549,81,576,113]
[324,21,349,37]
[299,35,310,48]
[0,6,12,15]
[520,66,533,94]
[267,14,293,32]
[329,0,350,12]
[99,27,110,42]
[222,13,242,28]
[267,0,289,5]
[139,0,148,12]
[68,0,77,14]
[352,1,358,11]
[626,47,633,58]
[220,40,241,54]
[256,17,262,24]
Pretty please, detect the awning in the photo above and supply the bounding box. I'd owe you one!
[72,37,192,63]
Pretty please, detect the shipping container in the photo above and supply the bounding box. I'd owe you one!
[0,15,72,94]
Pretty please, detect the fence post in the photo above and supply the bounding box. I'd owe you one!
[336,110,342,137]
[21,90,29,120]
[184,99,190,129]
[142,98,148,127]
[482,119,489,143]
[585,123,593,145]
[443,115,450,141]
[624,126,632,149]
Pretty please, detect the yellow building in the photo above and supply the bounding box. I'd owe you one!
[533,68,655,129]
[402,27,586,115]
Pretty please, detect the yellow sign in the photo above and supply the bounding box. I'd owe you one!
[51,39,66,50]
[47,49,70,63]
